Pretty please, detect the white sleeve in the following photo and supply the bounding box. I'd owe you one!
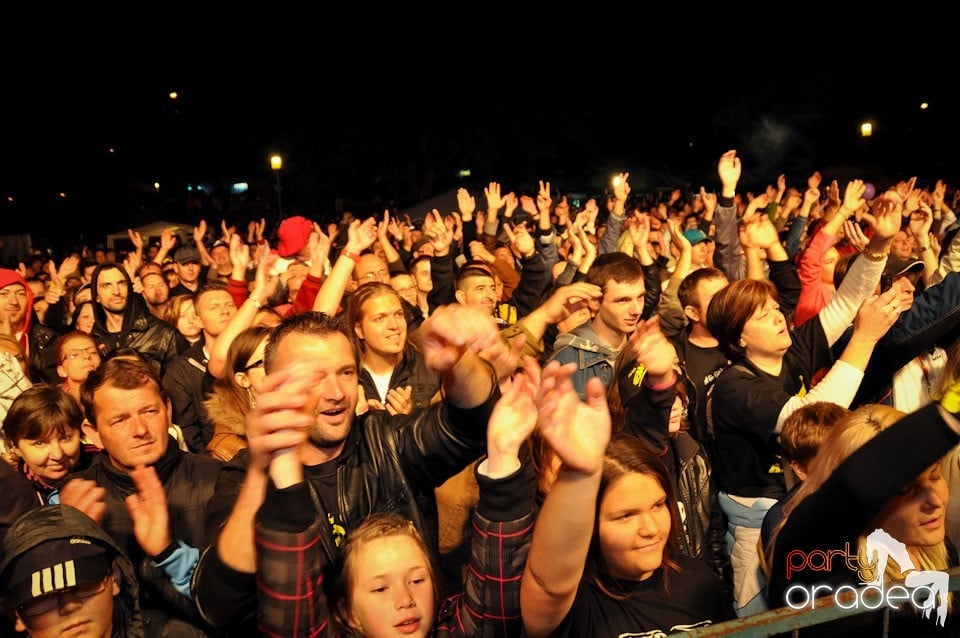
[775,360,865,432]
[817,253,885,345]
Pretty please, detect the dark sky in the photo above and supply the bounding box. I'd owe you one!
[2,46,956,249]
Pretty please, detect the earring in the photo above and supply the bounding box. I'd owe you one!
[246,386,256,409]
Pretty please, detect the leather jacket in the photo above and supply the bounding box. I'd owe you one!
[192,387,497,632]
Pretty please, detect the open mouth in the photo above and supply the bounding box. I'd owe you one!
[395,618,421,634]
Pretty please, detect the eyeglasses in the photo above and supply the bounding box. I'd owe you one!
[61,346,100,363]
[243,358,264,372]
[360,269,389,281]
[18,576,110,618]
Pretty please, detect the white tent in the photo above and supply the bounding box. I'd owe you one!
[105,220,193,250]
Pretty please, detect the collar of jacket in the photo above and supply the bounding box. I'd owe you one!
[93,435,181,493]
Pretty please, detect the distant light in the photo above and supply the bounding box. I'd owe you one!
[920,102,929,110]
[59,192,66,199]
[612,176,622,187]
[270,154,283,171]
[187,185,193,192]
[458,169,471,178]
[108,147,115,154]
[232,182,249,194]
[169,91,179,100]
[860,122,873,138]
[154,182,160,191]
[6,196,13,203]
[689,142,694,148]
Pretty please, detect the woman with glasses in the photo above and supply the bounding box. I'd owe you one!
[55,330,103,404]
[204,326,270,462]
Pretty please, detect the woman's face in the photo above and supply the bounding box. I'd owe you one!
[598,472,671,582]
[0,339,28,376]
[822,247,839,287]
[874,462,949,548]
[669,394,685,435]
[16,427,81,483]
[346,534,435,637]
[740,295,791,360]
[177,301,202,341]
[236,338,268,399]
[75,303,95,334]
[57,336,101,383]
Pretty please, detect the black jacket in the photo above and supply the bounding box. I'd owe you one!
[63,439,222,628]
[192,387,498,631]
[358,343,440,409]
[89,263,180,376]
[161,340,215,453]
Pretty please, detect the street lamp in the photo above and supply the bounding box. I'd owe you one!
[270,154,283,215]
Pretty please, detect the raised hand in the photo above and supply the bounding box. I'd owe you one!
[195,219,210,246]
[537,180,552,218]
[535,362,611,475]
[504,221,535,258]
[853,286,902,344]
[718,150,742,193]
[422,210,453,255]
[504,192,519,218]
[124,465,172,557]
[519,194,537,217]
[808,171,823,190]
[159,228,177,253]
[612,172,631,202]
[229,232,251,274]
[346,217,378,254]
[309,223,332,267]
[419,304,499,374]
[700,186,717,217]
[127,228,144,253]
[485,181,505,214]
[862,195,903,240]
[470,240,495,264]
[624,316,677,381]
[842,220,870,252]
[457,187,476,219]
[486,373,538,476]
[384,385,413,416]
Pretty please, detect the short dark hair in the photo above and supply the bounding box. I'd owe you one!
[455,264,495,291]
[677,267,726,312]
[706,278,779,360]
[80,357,165,427]
[264,311,357,374]
[4,385,84,444]
[585,253,644,295]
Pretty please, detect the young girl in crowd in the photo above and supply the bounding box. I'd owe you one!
[768,400,960,634]
[254,365,538,637]
[521,360,730,636]
[55,330,102,404]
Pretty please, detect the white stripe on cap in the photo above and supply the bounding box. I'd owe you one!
[30,560,76,597]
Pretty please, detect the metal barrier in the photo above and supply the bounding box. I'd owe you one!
[673,566,960,637]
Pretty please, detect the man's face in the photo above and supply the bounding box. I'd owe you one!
[196,289,237,338]
[891,230,915,260]
[210,245,231,269]
[355,293,407,358]
[175,260,201,285]
[141,273,169,306]
[273,331,359,454]
[390,274,419,306]
[694,276,729,324]
[412,261,432,293]
[93,381,171,471]
[691,241,710,266]
[96,269,129,314]
[14,572,119,638]
[354,255,389,286]
[595,279,645,335]
[455,275,497,313]
[0,283,28,328]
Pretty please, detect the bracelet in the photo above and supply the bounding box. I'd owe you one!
[920,245,932,252]
[861,248,888,262]
[247,296,262,309]
[340,249,360,263]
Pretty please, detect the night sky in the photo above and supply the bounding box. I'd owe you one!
[2,45,956,252]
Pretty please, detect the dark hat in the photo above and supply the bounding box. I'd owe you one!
[682,228,712,245]
[277,216,313,258]
[174,245,201,265]
[211,239,229,251]
[884,256,924,278]
[3,537,110,611]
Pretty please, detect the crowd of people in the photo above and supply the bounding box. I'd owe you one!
[3,149,960,636]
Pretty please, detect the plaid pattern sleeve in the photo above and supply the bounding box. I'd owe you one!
[435,461,537,637]
[256,517,333,638]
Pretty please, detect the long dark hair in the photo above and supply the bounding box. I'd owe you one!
[586,434,682,598]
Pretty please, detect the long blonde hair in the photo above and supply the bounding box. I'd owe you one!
[773,405,951,599]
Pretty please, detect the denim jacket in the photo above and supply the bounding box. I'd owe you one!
[550,322,619,399]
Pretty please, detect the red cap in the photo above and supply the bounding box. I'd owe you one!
[277,216,313,258]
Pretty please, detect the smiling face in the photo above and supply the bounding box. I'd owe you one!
[0,283,29,329]
[598,472,672,581]
[874,461,949,548]
[345,534,435,638]
[273,331,358,454]
[16,427,81,484]
[594,279,645,336]
[355,293,407,358]
[92,382,170,472]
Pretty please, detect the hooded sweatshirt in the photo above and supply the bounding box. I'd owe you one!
[89,263,180,376]
[0,268,60,383]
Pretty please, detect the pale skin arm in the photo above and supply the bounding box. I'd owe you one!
[312,218,377,314]
[153,228,178,265]
[521,363,611,638]
[207,246,278,379]
[377,210,402,265]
